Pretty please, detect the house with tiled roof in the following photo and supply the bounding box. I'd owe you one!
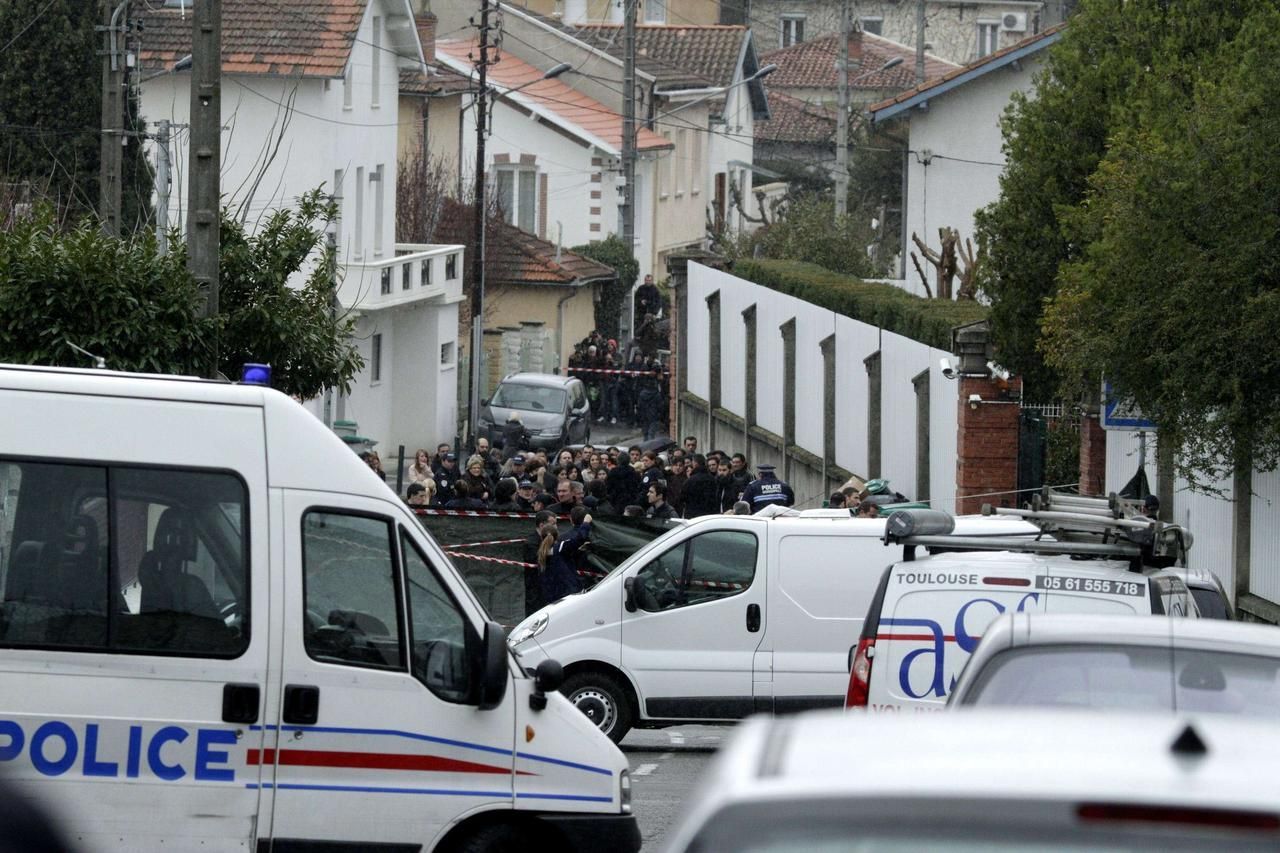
[866,24,1063,287]
[432,2,773,315]
[760,29,958,109]
[435,199,617,375]
[138,0,466,458]
[747,1,1062,67]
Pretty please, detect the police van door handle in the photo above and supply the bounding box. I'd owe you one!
[283,685,320,725]
[746,603,761,633]
[222,683,260,724]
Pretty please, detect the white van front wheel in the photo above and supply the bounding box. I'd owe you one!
[562,671,633,743]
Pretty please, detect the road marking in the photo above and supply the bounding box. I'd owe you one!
[659,752,673,759]
[668,732,685,746]
[633,763,658,776]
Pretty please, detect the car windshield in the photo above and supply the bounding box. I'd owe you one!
[490,383,566,413]
[1190,586,1231,620]
[961,644,1280,716]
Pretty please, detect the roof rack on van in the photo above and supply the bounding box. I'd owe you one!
[881,490,1192,570]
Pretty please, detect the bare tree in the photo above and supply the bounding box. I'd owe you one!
[396,148,454,243]
[911,227,959,299]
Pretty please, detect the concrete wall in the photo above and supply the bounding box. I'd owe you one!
[485,282,599,371]
[682,262,957,508]
[1102,430,1280,619]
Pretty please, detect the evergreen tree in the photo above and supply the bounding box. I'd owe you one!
[0,0,151,226]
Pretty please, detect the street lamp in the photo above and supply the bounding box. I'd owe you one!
[653,63,778,122]
[466,60,572,450]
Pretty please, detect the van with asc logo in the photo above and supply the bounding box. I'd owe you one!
[846,499,1200,712]
[0,364,638,853]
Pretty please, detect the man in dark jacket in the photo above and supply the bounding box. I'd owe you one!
[605,454,642,511]
[500,412,529,459]
[432,452,459,504]
[720,453,752,512]
[645,481,678,519]
[682,454,720,518]
[741,462,795,513]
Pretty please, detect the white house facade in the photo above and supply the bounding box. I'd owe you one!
[868,26,1062,288]
[138,0,463,458]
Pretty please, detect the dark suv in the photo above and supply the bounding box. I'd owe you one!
[478,372,591,451]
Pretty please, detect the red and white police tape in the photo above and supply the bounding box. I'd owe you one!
[567,367,668,377]
[446,537,526,550]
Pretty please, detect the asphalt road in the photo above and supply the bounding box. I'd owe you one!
[621,725,730,851]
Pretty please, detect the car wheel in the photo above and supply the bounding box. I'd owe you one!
[561,671,633,744]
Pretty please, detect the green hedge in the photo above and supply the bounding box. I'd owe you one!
[731,259,988,351]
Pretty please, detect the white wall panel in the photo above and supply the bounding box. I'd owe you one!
[1251,468,1280,603]
[834,316,879,477]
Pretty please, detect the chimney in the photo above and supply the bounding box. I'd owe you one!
[847,25,863,72]
[416,11,437,64]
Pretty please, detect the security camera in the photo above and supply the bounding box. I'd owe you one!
[940,357,957,380]
[968,393,982,410]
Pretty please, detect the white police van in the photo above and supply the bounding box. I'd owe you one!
[509,507,1036,742]
[0,364,637,852]
[846,497,1200,712]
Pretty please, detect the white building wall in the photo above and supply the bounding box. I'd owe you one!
[688,263,959,503]
[1250,469,1280,604]
[898,52,1044,281]
[142,3,404,263]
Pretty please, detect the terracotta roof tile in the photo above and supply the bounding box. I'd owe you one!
[137,0,366,78]
[761,32,957,91]
[754,91,834,143]
[571,24,750,89]
[436,39,672,154]
[400,65,471,96]
[435,199,617,287]
[868,24,1066,115]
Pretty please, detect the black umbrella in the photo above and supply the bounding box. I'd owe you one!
[640,436,676,453]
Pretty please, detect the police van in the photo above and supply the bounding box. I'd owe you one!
[509,507,1036,742]
[845,496,1200,712]
[0,364,638,852]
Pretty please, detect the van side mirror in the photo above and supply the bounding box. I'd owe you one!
[480,398,489,407]
[529,659,565,711]
[624,577,638,613]
[477,620,509,710]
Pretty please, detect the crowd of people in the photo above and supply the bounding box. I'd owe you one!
[386,437,784,520]
[566,332,669,441]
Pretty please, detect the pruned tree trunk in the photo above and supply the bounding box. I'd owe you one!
[956,236,981,301]
[911,227,960,299]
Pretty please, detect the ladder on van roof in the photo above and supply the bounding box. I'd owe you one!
[881,489,1192,571]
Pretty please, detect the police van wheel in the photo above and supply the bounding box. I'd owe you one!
[562,671,632,743]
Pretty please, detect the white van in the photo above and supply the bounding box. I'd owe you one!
[0,365,637,852]
[846,506,1199,712]
[508,508,1036,742]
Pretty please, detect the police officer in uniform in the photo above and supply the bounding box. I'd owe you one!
[741,462,794,513]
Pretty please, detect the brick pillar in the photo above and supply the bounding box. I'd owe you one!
[1079,411,1107,496]
[955,375,1022,515]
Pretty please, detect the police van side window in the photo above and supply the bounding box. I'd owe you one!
[634,531,757,611]
[0,460,248,657]
[401,530,472,703]
[301,511,405,671]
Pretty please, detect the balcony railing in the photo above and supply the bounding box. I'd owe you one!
[337,243,465,311]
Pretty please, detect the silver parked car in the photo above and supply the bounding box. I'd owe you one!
[949,611,1280,715]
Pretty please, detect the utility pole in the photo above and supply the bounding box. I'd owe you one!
[834,0,850,219]
[620,0,637,341]
[99,0,129,236]
[915,0,927,83]
[188,0,222,377]
[467,0,496,446]
[154,119,171,255]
